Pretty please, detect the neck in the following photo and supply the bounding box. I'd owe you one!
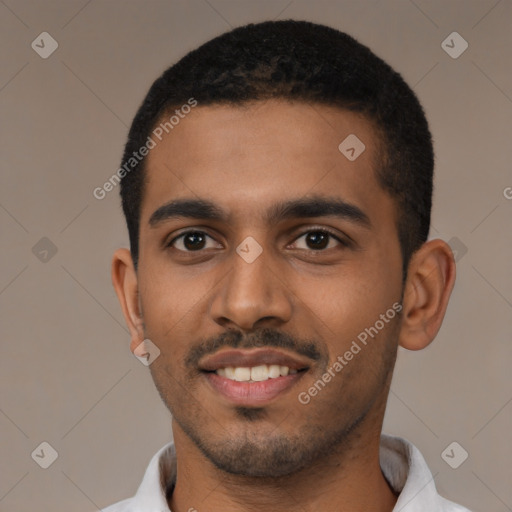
[168,417,397,512]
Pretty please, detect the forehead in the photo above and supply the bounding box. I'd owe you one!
[140,100,393,228]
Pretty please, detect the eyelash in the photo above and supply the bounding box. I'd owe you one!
[166,227,350,253]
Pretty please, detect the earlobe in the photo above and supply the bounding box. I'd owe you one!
[111,248,145,353]
[398,239,456,351]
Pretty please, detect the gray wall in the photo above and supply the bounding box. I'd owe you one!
[1,1,511,511]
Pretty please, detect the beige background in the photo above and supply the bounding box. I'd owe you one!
[1,1,511,511]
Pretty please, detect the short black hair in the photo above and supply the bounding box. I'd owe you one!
[119,20,433,274]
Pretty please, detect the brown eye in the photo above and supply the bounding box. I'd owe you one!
[291,229,346,251]
[305,231,330,250]
[169,231,219,252]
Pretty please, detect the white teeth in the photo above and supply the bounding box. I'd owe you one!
[234,367,251,382]
[268,364,281,378]
[215,364,299,381]
[251,365,269,381]
[225,367,236,379]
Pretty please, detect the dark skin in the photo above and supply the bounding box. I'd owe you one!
[112,100,455,512]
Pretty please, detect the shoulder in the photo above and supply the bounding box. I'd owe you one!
[95,441,175,512]
[381,434,473,512]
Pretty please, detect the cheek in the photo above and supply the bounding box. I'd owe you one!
[304,257,401,355]
[139,262,212,325]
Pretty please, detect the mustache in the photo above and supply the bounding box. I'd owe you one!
[185,327,325,368]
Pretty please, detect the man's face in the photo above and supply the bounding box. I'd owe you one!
[136,100,404,476]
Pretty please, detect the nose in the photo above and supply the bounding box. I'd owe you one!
[209,243,293,331]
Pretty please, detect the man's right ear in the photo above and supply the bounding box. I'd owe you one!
[111,248,145,353]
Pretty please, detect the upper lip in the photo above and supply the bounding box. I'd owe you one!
[199,348,311,372]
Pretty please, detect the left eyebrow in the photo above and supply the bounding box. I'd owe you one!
[149,195,372,229]
[266,195,372,229]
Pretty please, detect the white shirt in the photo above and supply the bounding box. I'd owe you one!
[101,434,472,511]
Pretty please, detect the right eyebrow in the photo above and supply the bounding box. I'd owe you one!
[149,198,227,227]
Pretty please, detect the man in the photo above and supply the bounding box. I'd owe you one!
[109,20,470,511]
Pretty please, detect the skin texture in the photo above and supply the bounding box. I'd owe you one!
[112,100,456,512]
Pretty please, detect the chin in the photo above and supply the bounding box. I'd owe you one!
[202,439,313,477]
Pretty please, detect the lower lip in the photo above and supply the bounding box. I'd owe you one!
[204,372,305,406]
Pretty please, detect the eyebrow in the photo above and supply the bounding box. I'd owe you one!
[149,195,372,229]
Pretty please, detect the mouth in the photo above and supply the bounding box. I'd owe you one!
[199,348,311,406]
[216,364,300,381]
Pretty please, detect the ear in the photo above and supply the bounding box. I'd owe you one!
[111,248,145,354]
[399,239,456,351]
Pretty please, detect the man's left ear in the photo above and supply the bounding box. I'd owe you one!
[399,239,456,351]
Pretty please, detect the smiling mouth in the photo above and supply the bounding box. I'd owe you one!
[198,348,311,378]
[199,348,311,405]
[209,364,305,382]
